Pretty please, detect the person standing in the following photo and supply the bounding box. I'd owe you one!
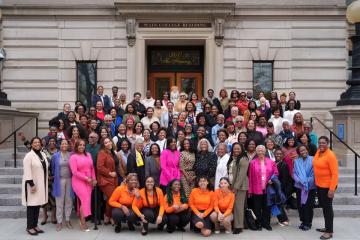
[145,143,162,186]
[92,85,111,112]
[228,143,249,234]
[69,139,97,232]
[214,143,230,189]
[179,139,196,197]
[22,137,49,236]
[294,144,316,231]
[51,139,73,231]
[160,138,181,191]
[127,138,146,187]
[313,136,338,240]
[194,139,217,189]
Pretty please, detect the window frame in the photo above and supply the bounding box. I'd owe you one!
[252,60,274,99]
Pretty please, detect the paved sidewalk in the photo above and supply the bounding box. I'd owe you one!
[1,217,359,240]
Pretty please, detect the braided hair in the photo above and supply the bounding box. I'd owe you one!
[144,177,158,207]
[166,179,187,206]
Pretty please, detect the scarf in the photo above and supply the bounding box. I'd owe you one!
[294,155,315,204]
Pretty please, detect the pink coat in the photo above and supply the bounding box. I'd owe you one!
[159,149,180,186]
[248,157,279,195]
[69,153,96,217]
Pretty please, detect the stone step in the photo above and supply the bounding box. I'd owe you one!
[333,193,360,205]
[287,205,360,218]
[0,194,21,206]
[339,168,357,174]
[0,184,21,194]
[0,206,26,218]
[336,183,360,194]
[0,168,23,175]
[0,175,22,184]
[338,174,360,183]
[4,159,23,167]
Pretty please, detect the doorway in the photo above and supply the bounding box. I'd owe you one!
[147,46,204,100]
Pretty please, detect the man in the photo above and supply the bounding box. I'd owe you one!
[113,98,125,117]
[246,91,254,101]
[279,120,295,142]
[92,85,111,112]
[166,113,183,138]
[103,114,116,137]
[141,90,155,109]
[130,92,146,119]
[57,103,71,123]
[286,91,301,110]
[206,89,221,113]
[141,107,159,130]
[110,86,119,107]
[160,101,177,128]
[211,114,225,145]
[127,138,146,187]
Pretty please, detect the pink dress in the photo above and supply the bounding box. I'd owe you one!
[69,153,96,217]
[159,149,180,186]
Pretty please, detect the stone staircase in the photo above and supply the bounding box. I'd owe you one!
[0,148,359,218]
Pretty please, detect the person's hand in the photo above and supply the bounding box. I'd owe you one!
[17,131,26,142]
[92,179,97,187]
[197,213,204,219]
[179,204,187,211]
[86,177,92,184]
[156,216,162,225]
[140,214,147,223]
[172,205,180,212]
[268,180,273,184]
[133,188,140,198]
[30,186,36,193]
[121,205,130,216]
[137,112,142,116]
[109,172,117,178]
[218,213,224,222]
[328,190,335,199]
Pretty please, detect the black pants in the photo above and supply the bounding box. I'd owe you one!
[27,206,40,230]
[276,205,289,223]
[165,210,190,231]
[112,208,137,227]
[296,188,315,227]
[318,187,334,233]
[91,186,103,223]
[252,194,271,228]
[141,207,166,225]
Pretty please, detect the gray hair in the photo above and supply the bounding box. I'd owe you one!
[255,145,266,153]
[134,138,144,145]
[104,114,112,121]
[197,138,213,152]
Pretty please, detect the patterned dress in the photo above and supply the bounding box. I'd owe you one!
[179,151,196,197]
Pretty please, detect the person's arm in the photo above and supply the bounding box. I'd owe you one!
[189,190,200,216]
[157,189,165,217]
[236,158,249,190]
[126,153,136,174]
[109,187,122,208]
[329,152,339,191]
[23,153,34,186]
[96,151,110,177]
[223,192,235,217]
[272,160,279,176]
[132,196,143,217]
[160,151,171,182]
[69,155,89,181]
[213,191,220,213]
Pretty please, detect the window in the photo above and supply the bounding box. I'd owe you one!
[76,61,97,109]
[253,61,273,99]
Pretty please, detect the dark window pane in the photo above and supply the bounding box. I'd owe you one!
[253,62,273,98]
[77,62,97,109]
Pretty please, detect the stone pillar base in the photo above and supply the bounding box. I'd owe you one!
[330,106,360,168]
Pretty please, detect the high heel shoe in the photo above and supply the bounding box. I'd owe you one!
[79,221,90,232]
[26,229,38,236]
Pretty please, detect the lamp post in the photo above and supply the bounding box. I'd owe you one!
[337,0,360,106]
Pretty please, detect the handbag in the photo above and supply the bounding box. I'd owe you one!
[313,190,321,208]
[245,208,258,230]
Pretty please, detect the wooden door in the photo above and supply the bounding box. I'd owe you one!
[148,72,176,100]
[176,72,203,98]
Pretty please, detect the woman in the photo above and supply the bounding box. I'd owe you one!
[154,99,165,119]
[194,139,217,189]
[178,111,187,128]
[51,139,73,231]
[162,91,170,107]
[109,173,139,233]
[245,139,257,160]
[219,88,229,112]
[228,143,249,234]
[174,92,188,113]
[132,177,165,235]
[160,137,180,191]
[269,107,284,135]
[185,102,197,125]
[150,121,160,142]
[99,126,111,143]
[163,179,190,233]
[117,138,131,179]
[210,177,235,234]
[96,137,119,225]
[176,129,186,150]
[123,103,140,124]
[95,100,105,121]
[246,120,265,145]
[133,122,144,142]
[298,132,317,156]
[248,145,279,231]
[155,127,168,152]
[265,138,276,161]
[190,92,202,114]
[110,107,122,134]
[79,115,89,131]
[184,123,196,141]
[282,136,298,177]
[237,132,248,146]
[145,143,161,186]
[189,177,214,237]
[67,126,81,151]
[294,144,316,231]
[142,129,153,156]
[125,118,135,141]
[69,139,97,232]
[75,104,86,123]
[179,139,196,197]
[243,100,260,124]
[313,136,338,240]
[214,143,230,189]
[226,121,238,146]
[256,115,268,137]
[127,138,146,187]
[214,128,230,153]
[22,137,49,235]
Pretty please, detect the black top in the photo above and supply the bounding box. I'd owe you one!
[193,151,217,187]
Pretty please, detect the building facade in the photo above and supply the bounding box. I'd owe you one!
[0,0,350,135]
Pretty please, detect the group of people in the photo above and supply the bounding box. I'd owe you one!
[21,86,338,239]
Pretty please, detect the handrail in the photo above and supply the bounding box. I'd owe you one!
[310,117,359,196]
[0,117,38,168]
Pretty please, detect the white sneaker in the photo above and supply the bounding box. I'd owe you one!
[214,230,220,234]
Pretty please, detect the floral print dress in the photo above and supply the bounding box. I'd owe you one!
[179,151,196,197]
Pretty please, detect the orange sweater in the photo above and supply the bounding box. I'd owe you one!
[109,184,136,208]
[132,187,165,217]
[313,149,339,191]
[213,189,235,217]
[164,192,189,214]
[189,188,213,217]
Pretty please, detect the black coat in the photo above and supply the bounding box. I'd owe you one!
[276,160,293,199]
[127,150,146,188]
[194,152,217,187]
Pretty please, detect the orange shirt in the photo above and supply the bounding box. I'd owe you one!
[164,192,189,214]
[109,184,136,208]
[313,149,339,191]
[213,189,235,217]
[132,187,164,217]
[189,188,213,217]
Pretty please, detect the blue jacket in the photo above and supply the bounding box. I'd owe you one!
[92,94,111,112]
[266,175,286,207]
[50,152,74,198]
